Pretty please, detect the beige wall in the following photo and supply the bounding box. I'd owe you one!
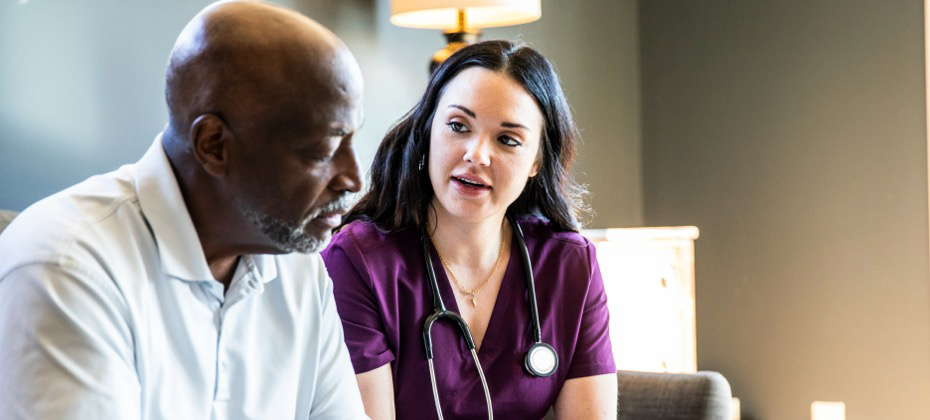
[485,0,644,229]
[640,1,930,418]
[0,0,645,229]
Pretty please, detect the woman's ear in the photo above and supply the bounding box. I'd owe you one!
[190,114,233,177]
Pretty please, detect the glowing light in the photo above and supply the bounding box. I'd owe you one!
[811,401,846,420]
[584,226,699,373]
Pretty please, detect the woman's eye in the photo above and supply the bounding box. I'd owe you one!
[499,135,521,147]
[447,121,469,133]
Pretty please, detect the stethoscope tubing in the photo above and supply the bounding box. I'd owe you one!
[420,224,477,359]
[511,220,543,344]
[420,215,557,419]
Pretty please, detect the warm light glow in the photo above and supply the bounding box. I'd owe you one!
[811,401,846,420]
[584,226,699,373]
[390,0,541,29]
[731,398,741,420]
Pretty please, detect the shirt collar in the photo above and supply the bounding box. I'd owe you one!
[134,134,280,284]
[248,253,278,285]
[133,134,216,282]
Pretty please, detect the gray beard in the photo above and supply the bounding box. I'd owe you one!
[240,208,325,254]
[235,194,352,254]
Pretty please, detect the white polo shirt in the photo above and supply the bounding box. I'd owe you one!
[0,136,367,420]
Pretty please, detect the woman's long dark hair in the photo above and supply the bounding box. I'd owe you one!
[343,40,588,232]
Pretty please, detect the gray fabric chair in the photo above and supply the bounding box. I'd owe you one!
[0,210,17,234]
[544,370,732,420]
[617,370,732,420]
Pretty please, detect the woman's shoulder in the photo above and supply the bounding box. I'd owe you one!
[518,215,592,249]
[330,219,418,256]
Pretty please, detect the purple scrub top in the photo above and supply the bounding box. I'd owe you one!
[322,217,615,419]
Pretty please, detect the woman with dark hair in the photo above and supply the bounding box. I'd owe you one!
[322,40,617,419]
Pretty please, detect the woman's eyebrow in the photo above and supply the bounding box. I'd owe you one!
[449,104,476,118]
[449,104,527,130]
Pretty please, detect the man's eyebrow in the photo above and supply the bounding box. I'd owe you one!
[449,104,476,118]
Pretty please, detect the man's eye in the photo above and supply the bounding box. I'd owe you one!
[447,122,469,133]
[302,152,333,163]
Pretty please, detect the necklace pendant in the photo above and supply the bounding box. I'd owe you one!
[470,294,478,307]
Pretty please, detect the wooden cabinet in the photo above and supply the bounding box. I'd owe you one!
[583,226,699,373]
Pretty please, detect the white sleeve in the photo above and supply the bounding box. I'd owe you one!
[306,258,368,420]
[0,262,140,420]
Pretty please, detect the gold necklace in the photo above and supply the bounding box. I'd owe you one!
[429,222,506,307]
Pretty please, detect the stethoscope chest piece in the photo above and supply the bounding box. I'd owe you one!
[525,342,558,377]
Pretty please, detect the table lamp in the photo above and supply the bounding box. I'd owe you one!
[389,0,541,72]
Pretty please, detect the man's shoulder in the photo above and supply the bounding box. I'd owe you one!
[0,165,146,276]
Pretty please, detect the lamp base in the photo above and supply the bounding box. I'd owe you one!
[430,31,480,73]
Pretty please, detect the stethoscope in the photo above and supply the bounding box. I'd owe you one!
[420,215,559,420]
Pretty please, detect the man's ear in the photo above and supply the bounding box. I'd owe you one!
[190,114,233,177]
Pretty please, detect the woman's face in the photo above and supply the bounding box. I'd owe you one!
[428,67,544,225]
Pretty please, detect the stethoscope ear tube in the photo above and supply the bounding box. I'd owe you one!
[421,224,477,360]
[510,218,542,344]
[423,311,477,360]
[421,223,491,419]
[509,216,559,377]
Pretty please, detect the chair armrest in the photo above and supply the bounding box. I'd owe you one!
[0,210,18,235]
[618,370,732,420]
[543,370,732,420]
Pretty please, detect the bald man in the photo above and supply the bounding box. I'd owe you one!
[0,2,368,419]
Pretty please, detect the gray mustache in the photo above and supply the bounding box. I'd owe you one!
[307,195,353,220]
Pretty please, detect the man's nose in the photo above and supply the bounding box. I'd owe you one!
[330,144,362,193]
[463,135,491,166]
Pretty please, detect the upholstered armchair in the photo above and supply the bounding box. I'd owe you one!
[615,370,732,419]
[541,370,732,420]
[0,210,17,234]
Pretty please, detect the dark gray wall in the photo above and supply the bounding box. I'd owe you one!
[0,0,643,228]
[640,1,930,418]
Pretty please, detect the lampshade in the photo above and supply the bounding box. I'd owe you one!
[390,0,541,30]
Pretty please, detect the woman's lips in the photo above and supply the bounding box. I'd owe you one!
[452,174,491,187]
[451,176,491,196]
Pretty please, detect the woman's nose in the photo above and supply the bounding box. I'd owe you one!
[463,136,491,166]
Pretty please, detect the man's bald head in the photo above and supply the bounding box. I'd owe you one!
[161,1,365,256]
[164,0,363,144]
